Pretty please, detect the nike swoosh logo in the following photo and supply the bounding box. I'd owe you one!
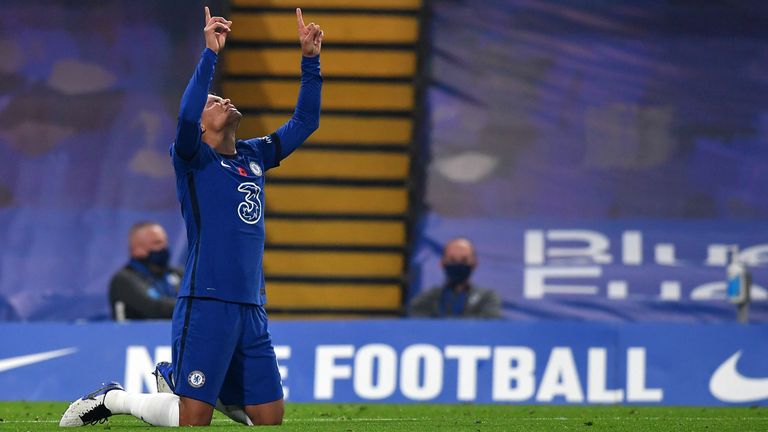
[710,350,768,402]
[220,160,230,168]
[0,348,78,373]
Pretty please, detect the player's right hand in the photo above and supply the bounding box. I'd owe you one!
[204,6,232,54]
[297,8,323,58]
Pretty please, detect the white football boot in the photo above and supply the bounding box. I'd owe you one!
[59,382,124,427]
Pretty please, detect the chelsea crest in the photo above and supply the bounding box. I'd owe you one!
[249,161,262,177]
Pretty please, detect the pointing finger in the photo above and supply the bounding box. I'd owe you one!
[205,6,211,23]
[296,8,305,30]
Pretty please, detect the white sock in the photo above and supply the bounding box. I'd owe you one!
[105,390,180,427]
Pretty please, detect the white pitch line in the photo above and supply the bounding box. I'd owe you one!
[507,417,768,421]
[282,418,428,422]
[4,416,767,424]
[0,418,428,424]
[0,420,60,423]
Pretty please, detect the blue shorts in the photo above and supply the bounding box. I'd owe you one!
[171,297,283,406]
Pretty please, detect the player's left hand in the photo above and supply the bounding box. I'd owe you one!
[296,8,323,57]
[204,6,231,54]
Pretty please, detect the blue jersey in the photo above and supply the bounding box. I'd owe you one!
[171,48,321,304]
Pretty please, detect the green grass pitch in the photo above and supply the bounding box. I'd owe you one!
[0,402,766,431]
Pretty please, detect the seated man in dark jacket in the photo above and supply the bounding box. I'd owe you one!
[109,221,181,320]
[409,237,501,318]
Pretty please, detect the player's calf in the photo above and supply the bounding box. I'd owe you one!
[245,399,284,425]
[154,361,253,425]
[179,397,214,426]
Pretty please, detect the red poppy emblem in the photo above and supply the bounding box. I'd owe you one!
[237,167,248,176]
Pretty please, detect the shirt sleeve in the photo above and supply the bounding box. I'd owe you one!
[241,132,283,172]
[170,140,214,174]
[243,55,322,171]
[173,48,218,162]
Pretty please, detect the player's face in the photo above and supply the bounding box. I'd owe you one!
[201,94,242,133]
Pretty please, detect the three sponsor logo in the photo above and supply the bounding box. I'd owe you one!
[236,182,262,225]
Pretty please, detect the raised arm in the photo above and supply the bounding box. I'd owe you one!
[174,7,232,160]
[271,9,324,162]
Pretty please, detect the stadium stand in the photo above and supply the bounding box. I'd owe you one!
[222,0,425,318]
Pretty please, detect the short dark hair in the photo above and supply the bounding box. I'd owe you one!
[129,221,161,239]
[443,237,477,260]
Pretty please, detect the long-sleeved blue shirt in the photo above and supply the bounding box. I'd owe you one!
[170,48,321,305]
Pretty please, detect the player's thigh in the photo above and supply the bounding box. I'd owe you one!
[219,305,283,411]
[244,399,284,426]
[171,297,240,407]
[179,396,215,426]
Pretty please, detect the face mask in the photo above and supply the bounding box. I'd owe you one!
[444,263,473,285]
[144,248,170,268]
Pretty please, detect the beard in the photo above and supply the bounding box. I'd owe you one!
[225,109,242,129]
[202,108,242,135]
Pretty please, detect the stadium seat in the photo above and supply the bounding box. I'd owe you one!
[225,0,423,318]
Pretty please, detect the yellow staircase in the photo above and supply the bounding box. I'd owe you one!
[222,0,424,318]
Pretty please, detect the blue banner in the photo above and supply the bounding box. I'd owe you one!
[412,216,768,321]
[413,0,768,321]
[1,321,766,405]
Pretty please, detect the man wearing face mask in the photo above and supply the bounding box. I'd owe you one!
[108,221,182,320]
[409,237,501,318]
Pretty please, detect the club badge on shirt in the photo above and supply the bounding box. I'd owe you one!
[249,161,262,177]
